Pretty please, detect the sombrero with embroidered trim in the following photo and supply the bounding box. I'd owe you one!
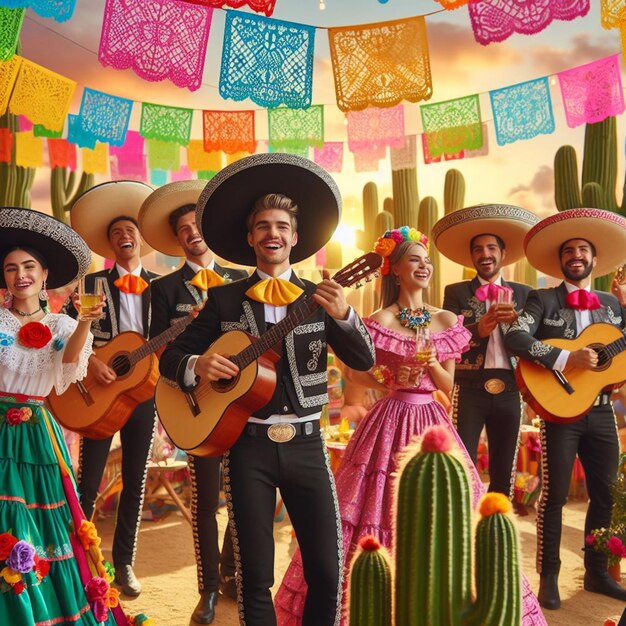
[196,153,341,266]
[0,207,91,288]
[431,203,539,267]
[524,208,626,278]
[70,180,154,259]
[139,180,206,257]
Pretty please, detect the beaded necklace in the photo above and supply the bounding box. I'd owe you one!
[396,303,431,330]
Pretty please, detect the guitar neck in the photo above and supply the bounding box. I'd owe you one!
[231,297,319,369]
[600,335,626,361]
[129,315,194,365]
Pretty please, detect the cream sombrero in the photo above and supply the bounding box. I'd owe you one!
[196,153,341,266]
[71,180,154,259]
[0,207,91,288]
[431,204,539,267]
[524,208,626,278]
[139,180,206,257]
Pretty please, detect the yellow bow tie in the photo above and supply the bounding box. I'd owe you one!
[190,268,225,291]
[245,277,303,306]
[113,274,148,295]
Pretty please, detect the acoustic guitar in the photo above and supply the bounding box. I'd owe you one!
[515,322,626,423]
[47,315,193,439]
[155,253,382,457]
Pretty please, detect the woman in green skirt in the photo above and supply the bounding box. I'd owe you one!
[0,207,130,626]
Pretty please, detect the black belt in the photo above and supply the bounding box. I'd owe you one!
[245,420,320,443]
[458,377,518,394]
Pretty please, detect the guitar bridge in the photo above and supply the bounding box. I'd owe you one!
[184,391,201,417]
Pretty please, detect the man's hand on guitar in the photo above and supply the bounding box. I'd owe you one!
[567,347,599,370]
[195,353,240,382]
[312,270,350,320]
[89,355,117,385]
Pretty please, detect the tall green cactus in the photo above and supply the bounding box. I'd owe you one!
[356,182,380,252]
[375,210,393,235]
[444,169,466,215]
[51,168,94,224]
[349,536,392,626]
[418,196,442,307]
[0,111,36,207]
[391,168,419,228]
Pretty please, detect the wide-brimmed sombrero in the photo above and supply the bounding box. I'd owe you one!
[139,180,206,257]
[431,204,539,267]
[524,208,626,278]
[196,153,341,265]
[71,180,154,259]
[0,207,91,288]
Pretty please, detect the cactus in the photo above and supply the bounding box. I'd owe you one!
[375,210,393,235]
[444,169,466,215]
[418,196,442,307]
[356,182,380,252]
[0,111,36,207]
[325,240,342,270]
[348,536,392,626]
[394,426,522,626]
[51,168,94,224]
[391,168,419,228]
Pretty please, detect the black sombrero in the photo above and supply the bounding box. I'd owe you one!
[196,153,342,266]
[0,207,91,288]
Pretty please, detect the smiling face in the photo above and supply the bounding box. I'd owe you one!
[392,242,432,291]
[3,249,48,303]
[247,208,298,275]
[560,238,596,282]
[470,234,506,281]
[175,210,209,259]
[107,219,142,263]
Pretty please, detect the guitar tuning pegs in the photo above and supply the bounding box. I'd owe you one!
[373,271,380,279]
[355,281,363,288]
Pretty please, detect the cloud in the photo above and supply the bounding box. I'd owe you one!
[530,33,618,75]
[508,165,555,214]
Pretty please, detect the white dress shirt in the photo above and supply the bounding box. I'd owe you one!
[478,275,512,370]
[553,282,593,371]
[116,263,144,334]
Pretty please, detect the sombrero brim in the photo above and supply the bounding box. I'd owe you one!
[524,208,626,278]
[197,153,341,266]
[139,180,206,257]
[0,207,91,288]
[432,204,539,267]
[71,180,154,259]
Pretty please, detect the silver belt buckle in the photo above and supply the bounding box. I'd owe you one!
[267,423,296,443]
[484,378,505,394]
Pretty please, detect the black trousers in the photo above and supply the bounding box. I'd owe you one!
[78,399,156,566]
[454,372,521,496]
[187,454,235,593]
[224,424,341,626]
[538,405,618,575]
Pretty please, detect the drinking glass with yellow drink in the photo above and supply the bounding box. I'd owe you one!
[78,277,105,321]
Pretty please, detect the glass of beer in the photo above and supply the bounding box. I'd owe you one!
[496,287,514,310]
[78,277,105,321]
[415,327,432,367]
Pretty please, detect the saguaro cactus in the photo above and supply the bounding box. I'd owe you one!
[51,168,94,224]
[418,196,441,307]
[391,168,419,228]
[444,168,466,215]
[356,181,380,253]
[349,535,392,626]
[0,112,36,207]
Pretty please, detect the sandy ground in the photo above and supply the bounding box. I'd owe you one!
[95,498,626,626]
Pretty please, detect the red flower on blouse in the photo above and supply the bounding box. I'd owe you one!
[17,322,52,349]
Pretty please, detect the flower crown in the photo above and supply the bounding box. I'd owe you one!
[373,227,429,275]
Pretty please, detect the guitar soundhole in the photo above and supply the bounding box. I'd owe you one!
[111,354,132,378]
[591,343,611,371]
[211,373,240,393]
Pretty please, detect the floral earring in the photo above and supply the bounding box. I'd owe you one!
[3,290,13,308]
[39,281,48,301]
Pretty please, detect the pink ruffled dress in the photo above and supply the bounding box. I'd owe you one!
[275,316,546,626]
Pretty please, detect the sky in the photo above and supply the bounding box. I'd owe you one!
[18,0,626,276]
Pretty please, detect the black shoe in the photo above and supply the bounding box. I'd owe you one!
[584,571,626,601]
[191,591,218,625]
[219,575,237,600]
[538,573,561,610]
[114,563,142,597]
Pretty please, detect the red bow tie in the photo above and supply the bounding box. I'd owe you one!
[475,283,510,303]
[565,289,601,311]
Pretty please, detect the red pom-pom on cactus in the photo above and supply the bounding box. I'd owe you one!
[359,535,381,552]
[421,425,455,453]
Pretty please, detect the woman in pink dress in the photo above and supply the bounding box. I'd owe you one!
[275,227,546,626]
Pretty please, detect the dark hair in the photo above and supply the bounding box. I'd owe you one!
[107,215,140,239]
[246,194,298,233]
[469,233,505,253]
[1,245,48,271]
[168,204,196,236]
[559,238,596,258]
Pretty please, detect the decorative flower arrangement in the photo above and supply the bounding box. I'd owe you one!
[127,613,154,625]
[373,227,429,275]
[17,322,52,349]
[0,531,50,594]
[4,405,39,427]
[588,452,626,567]
[85,575,120,623]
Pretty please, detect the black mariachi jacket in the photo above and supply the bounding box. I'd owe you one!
[149,262,248,339]
[504,282,625,369]
[65,266,158,344]
[442,276,532,380]
[159,270,376,419]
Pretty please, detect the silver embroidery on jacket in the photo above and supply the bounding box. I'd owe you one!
[242,302,260,338]
[529,341,554,357]
[307,340,323,371]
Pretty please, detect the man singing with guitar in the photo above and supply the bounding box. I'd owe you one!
[504,208,626,610]
[139,180,247,625]
[159,154,375,626]
[66,180,158,598]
